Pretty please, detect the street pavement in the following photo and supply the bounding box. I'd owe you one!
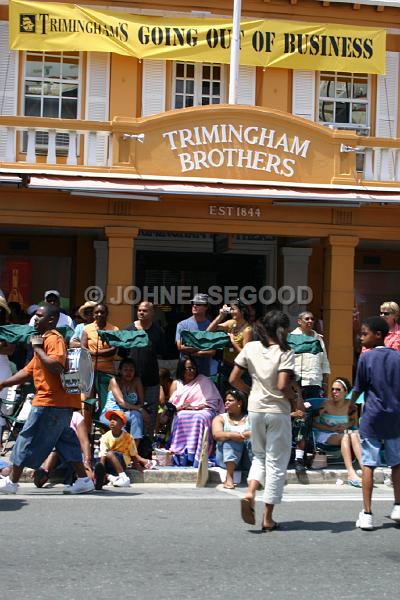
[1,483,399,599]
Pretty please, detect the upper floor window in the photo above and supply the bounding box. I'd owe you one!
[23,52,81,119]
[318,72,369,131]
[172,62,225,109]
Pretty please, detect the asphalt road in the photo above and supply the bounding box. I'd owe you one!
[1,483,399,600]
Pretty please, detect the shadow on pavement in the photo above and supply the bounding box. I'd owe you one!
[247,520,356,533]
[0,499,28,511]
[282,520,356,532]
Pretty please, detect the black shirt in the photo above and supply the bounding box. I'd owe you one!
[125,322,166,387]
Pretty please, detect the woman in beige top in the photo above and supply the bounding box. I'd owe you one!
[230,310,303,532]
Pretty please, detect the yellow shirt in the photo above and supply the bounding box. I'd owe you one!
[84,321,119,374]
[99,430,138,467]
[223,322,252,365]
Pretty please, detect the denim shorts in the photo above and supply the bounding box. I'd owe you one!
[105,451,126,475]
[11,406,83,470]
[361,435,400,467]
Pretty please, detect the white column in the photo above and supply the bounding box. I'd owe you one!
[94,240,108,300]
[228,0,242,104]
[280,247,313,329]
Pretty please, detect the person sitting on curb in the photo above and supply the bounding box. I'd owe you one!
[212,388,252,489]
[313,377,362,487]
[94,409,151,490]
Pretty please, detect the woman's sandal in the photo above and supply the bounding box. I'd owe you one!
[223,482,236,489]
[261,522,281,532]
[347,479,362,488]
[240,498,256,525]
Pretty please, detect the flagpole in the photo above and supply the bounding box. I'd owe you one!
[228,0,242,104]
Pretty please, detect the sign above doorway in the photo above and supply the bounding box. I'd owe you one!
[115,105,355,186]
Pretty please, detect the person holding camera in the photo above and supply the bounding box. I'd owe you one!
[207,299,252,391]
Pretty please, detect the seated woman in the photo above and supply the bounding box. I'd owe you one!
[168,355,224,466]
[212,388,252,489]
[100,358,150,446]
[313,377,362,487]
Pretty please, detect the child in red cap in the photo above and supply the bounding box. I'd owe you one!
[95,409,150,489]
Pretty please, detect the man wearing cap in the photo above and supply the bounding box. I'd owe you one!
[175,293,215,377]
[29,291,73,329]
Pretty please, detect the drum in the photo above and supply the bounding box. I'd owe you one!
[61,348,94,395]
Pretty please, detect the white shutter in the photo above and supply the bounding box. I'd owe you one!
[237,65,256,105]
[376,51,399,138]
[141,59,166,116]
[85,52,110,166]
[292,70,315,121]
[0,21,19,161]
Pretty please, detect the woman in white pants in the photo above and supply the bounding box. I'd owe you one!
[230,310,303,531]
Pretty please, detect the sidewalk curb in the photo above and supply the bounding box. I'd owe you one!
[16,466,392,486]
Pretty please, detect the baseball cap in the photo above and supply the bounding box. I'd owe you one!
[44,290,60,299]
[27,304,39,316]
[191,293,209,305]
[105,409,127,426]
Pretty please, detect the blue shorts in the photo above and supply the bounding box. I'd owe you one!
[11,406,83,470]
[104,451,126,475]
[361,436,400,468]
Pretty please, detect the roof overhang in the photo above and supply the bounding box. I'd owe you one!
[322,0,400,8]
[26,175,400,206]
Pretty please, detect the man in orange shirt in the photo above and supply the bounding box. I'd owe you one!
[0,303,94,495]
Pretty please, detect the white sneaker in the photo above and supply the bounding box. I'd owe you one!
[0,476,18,494]
[107,474,118,483]
[63,477,95,495]
[113,473,131,488]
[390,504,400,523]
[356,510,374,530]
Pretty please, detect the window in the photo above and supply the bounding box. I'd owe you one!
[318,71,369,130]
[318,72,370,172]
[172,62,225,109]
[23,52,81,152]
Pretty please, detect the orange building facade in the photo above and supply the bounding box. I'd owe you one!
[1,0,400,380]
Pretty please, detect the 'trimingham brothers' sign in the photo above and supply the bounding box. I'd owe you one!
[162,124,310,177]
[125,106,348,185]
[10,0,386,74]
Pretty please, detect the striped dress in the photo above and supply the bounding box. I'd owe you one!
[168,376,224,466]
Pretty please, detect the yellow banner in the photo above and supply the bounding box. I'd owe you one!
[9,0,386,74]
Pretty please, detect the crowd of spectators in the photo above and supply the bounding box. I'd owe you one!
[1,290,400,496]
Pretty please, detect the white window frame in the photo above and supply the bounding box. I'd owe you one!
[317,71,371,134]
[171,61,226,109]
[21,51,83,153]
